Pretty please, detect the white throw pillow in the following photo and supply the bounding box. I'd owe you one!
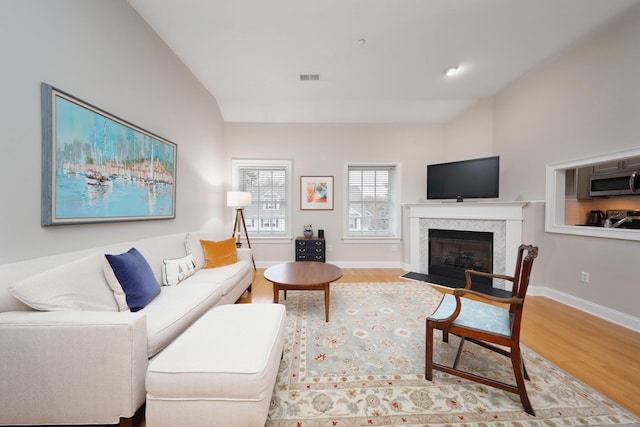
[162,253,197,286]
[9,254,119,312]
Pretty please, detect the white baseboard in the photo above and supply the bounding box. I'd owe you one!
[256,261,404,269]
[330,261,404,269]
[528,285,640,333]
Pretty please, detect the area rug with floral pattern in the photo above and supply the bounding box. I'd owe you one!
[266,282,639,427]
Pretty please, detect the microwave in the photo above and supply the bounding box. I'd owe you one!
[590,170,639,197]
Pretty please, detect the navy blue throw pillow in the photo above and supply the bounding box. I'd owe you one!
[105,248,160,312]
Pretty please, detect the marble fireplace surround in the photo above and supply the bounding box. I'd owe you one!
[405,202,528,291]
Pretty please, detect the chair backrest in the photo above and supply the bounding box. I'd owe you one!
[511,244,538,300]
[509,244,538,334]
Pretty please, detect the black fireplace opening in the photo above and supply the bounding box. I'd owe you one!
[428,229,493,287]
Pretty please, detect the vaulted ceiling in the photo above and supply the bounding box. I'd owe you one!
[128,0,639,123]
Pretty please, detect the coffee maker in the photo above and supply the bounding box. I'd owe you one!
[585,210,605,226]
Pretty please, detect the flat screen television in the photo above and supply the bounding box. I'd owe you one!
[427,156,499,201]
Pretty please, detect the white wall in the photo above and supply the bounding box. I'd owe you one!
[446,4,640,320]
[2,0,638,322]
[0,0,225,263]
[494,6,640,201]
[223,123,444,266]
[443,98,495,162]
[223,3,640,321]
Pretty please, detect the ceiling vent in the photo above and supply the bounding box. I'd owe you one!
[299,74,320,81]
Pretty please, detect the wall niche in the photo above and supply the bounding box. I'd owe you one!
[546,148,640,241]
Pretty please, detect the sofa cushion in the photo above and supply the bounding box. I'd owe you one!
[185,230,226,270]
[186,260,251,296]
[131,233,191,284]
[105,248,161,312]
[145,304,286,410]
[161,254,197,286]
[141,281,223,357]
[8,253,119,312]
[201,238,238,269]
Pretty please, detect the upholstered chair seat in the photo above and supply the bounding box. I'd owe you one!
[429,294,512,338]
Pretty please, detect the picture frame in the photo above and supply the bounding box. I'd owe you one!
[300,176,334,210]
[41,83,177,226]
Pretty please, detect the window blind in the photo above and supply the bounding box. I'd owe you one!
[347,165,396,237]
[236,162,290,237]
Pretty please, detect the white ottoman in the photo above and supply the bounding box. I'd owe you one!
[145,304,286,427]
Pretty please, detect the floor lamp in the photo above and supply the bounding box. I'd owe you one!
[227,191,256,270]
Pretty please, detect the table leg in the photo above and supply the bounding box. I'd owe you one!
[324,283,330,322]
[273,284,280,304]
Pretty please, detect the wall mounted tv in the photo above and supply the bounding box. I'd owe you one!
[427,156,499,201]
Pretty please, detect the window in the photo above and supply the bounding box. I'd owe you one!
[232,159,292,239]
[345,162,401,239]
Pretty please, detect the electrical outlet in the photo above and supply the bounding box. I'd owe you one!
[391,245,398,252]
[326,244,333,252]
[581,272,590,283]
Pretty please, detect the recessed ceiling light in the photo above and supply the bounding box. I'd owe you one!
[444,65,461,77]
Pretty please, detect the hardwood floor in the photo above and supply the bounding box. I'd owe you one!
[242,267,640,417]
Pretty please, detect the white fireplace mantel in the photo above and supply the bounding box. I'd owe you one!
[404,201,529,290]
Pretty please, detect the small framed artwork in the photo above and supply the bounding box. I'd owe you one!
[301,176,334,210]
[41,83,177,225]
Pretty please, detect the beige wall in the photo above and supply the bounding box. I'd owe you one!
[0,0,225,263]
[223,123,443,266]
[446,5,640,320]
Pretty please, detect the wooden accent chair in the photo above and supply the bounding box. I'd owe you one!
[425,244,539,416]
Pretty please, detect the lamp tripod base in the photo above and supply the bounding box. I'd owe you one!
[232,208,256,270]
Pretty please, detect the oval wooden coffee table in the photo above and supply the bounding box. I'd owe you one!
[264,261,343,322]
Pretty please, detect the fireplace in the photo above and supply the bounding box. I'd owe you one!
[428,229,493,286]
[407,202,527,292]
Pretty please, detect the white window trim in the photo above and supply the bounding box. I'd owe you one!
[231,159,293,241]
[342,161,402,242]
[342,237,402,244]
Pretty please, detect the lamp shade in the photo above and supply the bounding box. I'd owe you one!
[227,191,252,207]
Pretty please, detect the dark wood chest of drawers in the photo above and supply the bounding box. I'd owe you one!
[295,237,325,262]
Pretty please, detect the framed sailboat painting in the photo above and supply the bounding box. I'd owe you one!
[41,83,177,225]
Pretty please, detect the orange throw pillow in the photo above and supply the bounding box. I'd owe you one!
[200,238,238,268]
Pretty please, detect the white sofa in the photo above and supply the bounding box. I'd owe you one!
[0,231,253,426]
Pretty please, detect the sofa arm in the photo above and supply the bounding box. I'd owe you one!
[0,310,148,426]
[236,247,253,261]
